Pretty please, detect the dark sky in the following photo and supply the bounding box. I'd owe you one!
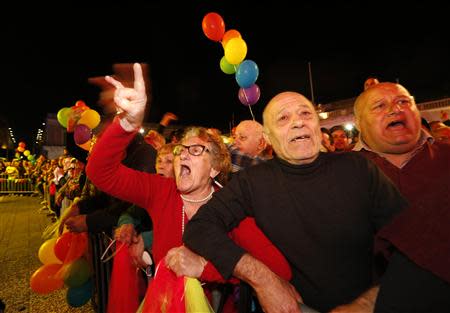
[2,2,449,145]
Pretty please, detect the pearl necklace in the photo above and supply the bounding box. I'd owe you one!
[181,186,214,234]
[180,186,215,203]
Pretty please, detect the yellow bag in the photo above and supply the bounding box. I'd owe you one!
[184,277,214,313]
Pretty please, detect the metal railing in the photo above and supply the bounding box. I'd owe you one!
[0,175,36,194]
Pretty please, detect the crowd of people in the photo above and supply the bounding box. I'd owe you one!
[2,64,449,313]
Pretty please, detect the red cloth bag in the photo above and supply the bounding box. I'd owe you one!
[107,241,146,313]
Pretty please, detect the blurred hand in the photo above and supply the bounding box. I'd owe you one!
[105,63,147,131]
[114,224,136,245]
[59,203,80,234]
[160,112,178,126]
[165,246,207,278]
[128,234,147,268]
[65,215,88,233]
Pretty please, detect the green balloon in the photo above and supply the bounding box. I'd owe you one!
[63,258,92,288]
[220,56,236,74]
[57,107,71,128]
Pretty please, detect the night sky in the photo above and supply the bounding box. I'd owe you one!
[2,2,449,145]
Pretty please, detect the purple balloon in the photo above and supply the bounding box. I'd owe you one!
[238,84,260,106]
[74,124,92,145]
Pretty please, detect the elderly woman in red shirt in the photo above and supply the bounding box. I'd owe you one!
[86,64,291,312]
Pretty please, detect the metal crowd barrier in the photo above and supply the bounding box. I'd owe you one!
[0,178,36,194]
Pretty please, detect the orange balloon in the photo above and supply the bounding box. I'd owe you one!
[30,263,64,294]
[202,12,225,42]
[77,139,92,151]
[221,29,241,49]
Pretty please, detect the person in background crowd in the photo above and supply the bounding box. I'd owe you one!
[329,125,351,152]
[229,120,269,173]
[319,127,335,152]
[353,81,450,312]
[429,120,450,143]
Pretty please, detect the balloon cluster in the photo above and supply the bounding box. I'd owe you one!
[57,100,101,151]
[202,12,261,117]
[14,141,36,163]
[30,231,93,307]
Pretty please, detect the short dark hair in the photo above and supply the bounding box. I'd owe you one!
[329,125,347,136]
[320,127,331,136]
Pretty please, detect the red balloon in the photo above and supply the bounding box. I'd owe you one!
[54,232,87,263]
[54,232,73,262]
[74,100,87,108]
[30,263,64,294]
[202,12,225,42]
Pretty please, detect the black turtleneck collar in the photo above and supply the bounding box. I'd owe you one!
[273,152,325,175]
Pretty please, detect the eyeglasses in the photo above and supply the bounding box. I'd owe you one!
[173,144,210,156]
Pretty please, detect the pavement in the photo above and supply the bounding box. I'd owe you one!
[0,195,95,313]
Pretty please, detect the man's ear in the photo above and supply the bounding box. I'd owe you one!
[263,131,272,146]
[258,137,267,153]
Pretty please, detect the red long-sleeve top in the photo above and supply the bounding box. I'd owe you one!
[86,119,292,282]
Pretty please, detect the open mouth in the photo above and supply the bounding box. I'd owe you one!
[290,135,311,142]
[387,120,406,129]
[180,164,191,177]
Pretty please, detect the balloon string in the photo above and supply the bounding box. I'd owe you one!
[248,105,255,121]
[100,239,125,263]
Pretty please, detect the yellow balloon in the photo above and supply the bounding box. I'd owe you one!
[24,150,30,156]
[38,238,62,265]
[224,37,247,65]
[78,109,101,129]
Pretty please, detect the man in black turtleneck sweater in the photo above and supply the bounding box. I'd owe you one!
[184,91,406,313]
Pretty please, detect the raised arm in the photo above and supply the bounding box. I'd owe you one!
[86,63,162,209]
[105,63,147,132]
